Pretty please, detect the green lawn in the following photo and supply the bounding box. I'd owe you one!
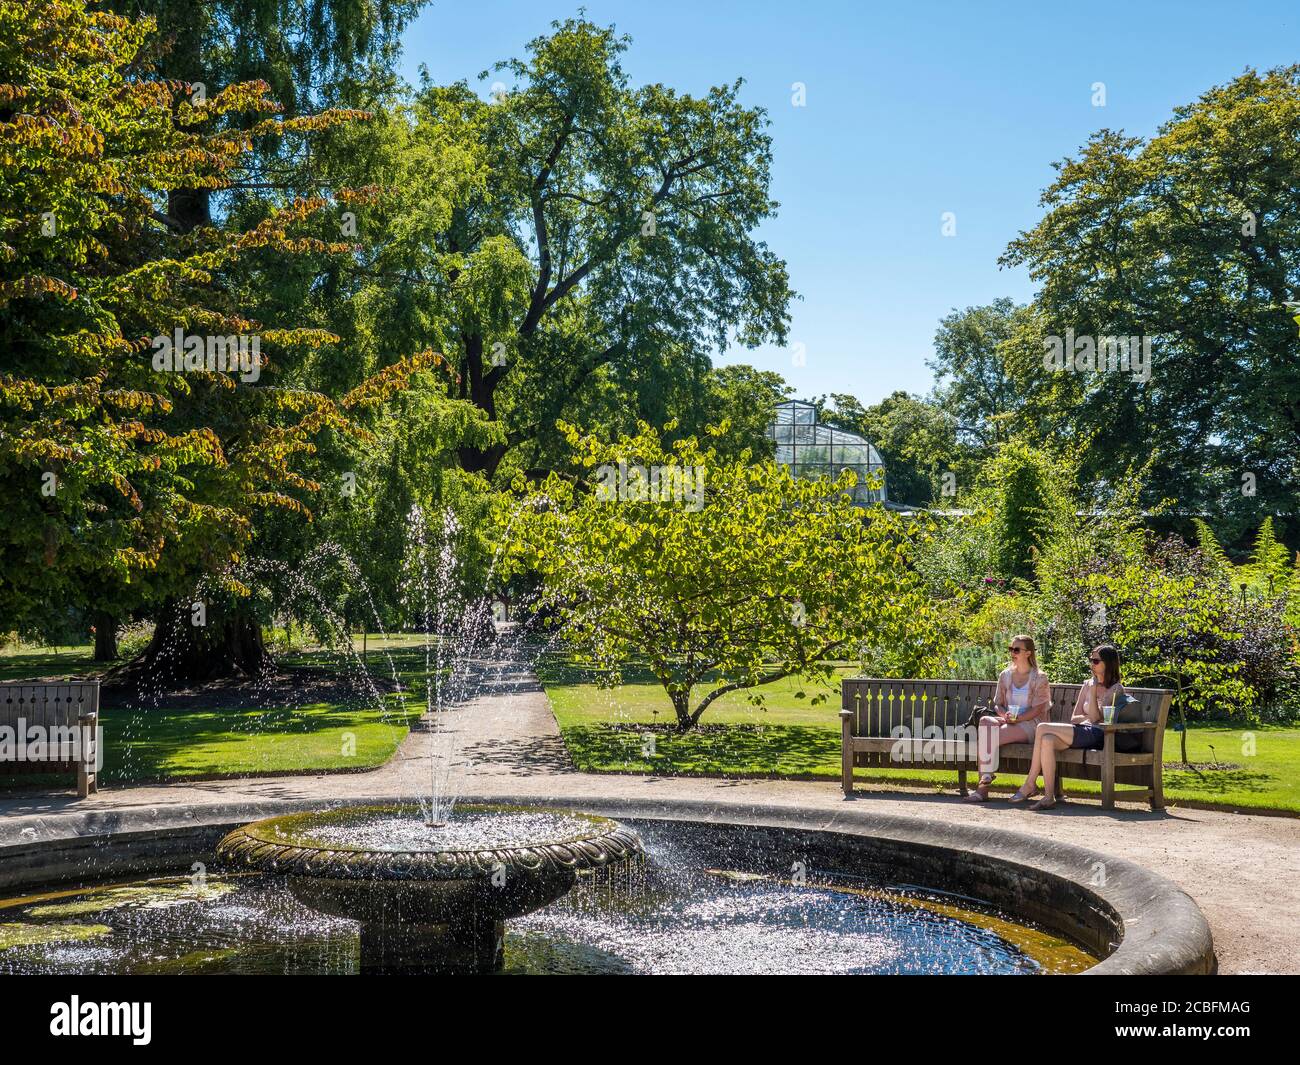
[6,642,1297,813]
[540,657,1300,814]
[0,638,431,786]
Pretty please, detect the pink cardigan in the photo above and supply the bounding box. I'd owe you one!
[993,666,1052,725]
[1072,678,1126,723]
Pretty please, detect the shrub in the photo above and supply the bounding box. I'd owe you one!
[116,623,155,662]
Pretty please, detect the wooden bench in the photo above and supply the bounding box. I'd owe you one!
[0,680,100,797]
[840,678,1172,810]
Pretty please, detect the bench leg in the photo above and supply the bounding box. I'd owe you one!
[957,768,968,796]
[840,710,855,799]
[77,712,97,798]
[1151,767,1164,811]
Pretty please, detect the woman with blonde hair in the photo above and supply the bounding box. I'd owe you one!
[964,634,1052,802]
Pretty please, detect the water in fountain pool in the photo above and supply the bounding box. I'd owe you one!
[0,829,1096,975]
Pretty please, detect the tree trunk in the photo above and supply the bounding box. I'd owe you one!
[91,612,118,661]
[1177,682,1189,766]
[116,599,270,692]
[454,333,512,477]
[168,187,211,233]
[671,691,694,731]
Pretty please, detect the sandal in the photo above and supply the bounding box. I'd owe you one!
[963,786,989,803]
[1008,787,1039,805]
[1030,797,1057,811]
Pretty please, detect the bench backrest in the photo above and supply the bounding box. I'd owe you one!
[0,680,100,764]
[841,678,1172,755]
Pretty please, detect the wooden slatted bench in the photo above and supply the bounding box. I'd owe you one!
[0,679,100,797]
[839,678,1172,810]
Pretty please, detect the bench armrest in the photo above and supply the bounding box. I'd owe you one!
[1099,721,1156,731]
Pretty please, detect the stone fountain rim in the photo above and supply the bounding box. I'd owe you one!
[215,802,644,882]
[0,793,1215,975]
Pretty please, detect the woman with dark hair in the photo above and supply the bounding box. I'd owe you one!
[1011,644,1125,811]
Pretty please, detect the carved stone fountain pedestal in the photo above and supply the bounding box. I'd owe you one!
[217,804,643,974]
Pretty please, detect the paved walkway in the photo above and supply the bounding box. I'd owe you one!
[2,656,1298,974]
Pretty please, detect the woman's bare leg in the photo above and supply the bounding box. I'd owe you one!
[1034,724,1074,803]
[1016,723,1071,798]
[1041,735,1061,796]
[977,717,1001,779]
[1014,729,1047,798]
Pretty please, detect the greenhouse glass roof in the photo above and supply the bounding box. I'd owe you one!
[766,400,886,505]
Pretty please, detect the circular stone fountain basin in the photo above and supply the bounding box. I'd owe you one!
[215,804,643,971]
[0,797,1215,975]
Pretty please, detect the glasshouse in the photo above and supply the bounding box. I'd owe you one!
[767,400,887,504]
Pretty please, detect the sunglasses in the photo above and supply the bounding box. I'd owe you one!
[1088,657,1102,664]
[1007,647,1025,655]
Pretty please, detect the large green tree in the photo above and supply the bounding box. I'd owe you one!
[402,18,794,478]
[928,298,1029,456]
[1001,67,1300,536]
[819,391,960,506]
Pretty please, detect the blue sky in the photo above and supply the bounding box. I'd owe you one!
[399,0,1299,404]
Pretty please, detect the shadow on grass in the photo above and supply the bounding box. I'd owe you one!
[559,722,1293,811]
[536,655,652,688]
[561,722,842,777]
[96,697,419,783]
[0,645,431,788]
[0,651,98,682]
[1163,768,1277,797]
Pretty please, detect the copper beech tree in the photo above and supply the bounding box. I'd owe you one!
[0,0,444,682]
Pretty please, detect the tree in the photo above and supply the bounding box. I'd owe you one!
[917,438,1076,594]
[820,391,960,506]
[405,18,794,478]
[680,364,789,462]
[1082,543,1266,761]
[1001,67,1300,533]
[928,299,1028,454]
[504,421,941,730]
[103,0,428,231]
[209,80,504,636]
[0,0,439,684]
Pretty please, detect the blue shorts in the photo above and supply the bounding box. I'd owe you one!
[1071,723,1105,750]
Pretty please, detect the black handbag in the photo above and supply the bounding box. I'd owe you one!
[963,703,998,730]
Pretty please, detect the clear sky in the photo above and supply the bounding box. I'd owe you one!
[398,0,1300,404]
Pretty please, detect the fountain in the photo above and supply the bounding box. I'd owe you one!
[172,503,642,974]
[216,803,643,973]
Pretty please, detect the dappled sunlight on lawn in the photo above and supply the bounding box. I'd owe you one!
[541,656,1300,812]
